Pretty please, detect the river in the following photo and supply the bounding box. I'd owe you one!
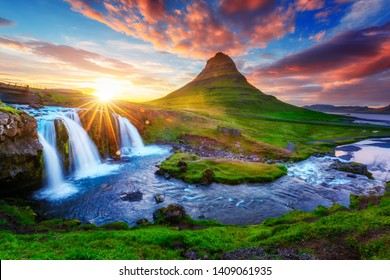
[15,105,389,226]
[36,140,389,226]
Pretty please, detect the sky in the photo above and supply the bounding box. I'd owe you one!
[0,0,389,106]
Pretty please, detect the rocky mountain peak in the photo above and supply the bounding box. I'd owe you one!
[194,52,245,83]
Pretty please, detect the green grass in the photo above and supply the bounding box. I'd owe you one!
[0,101,23,115]
[158,153,287,185]
[143,55,390,160]
[1,184,389,260]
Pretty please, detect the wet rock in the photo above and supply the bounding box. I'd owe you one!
[153,203,187,224]
[347,173,357,178]
[154,193,165,203]
[120,190,143,202]
[330,161,373,179]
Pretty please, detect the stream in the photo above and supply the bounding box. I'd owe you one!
[36,140,388,226]
[15,105,390,226]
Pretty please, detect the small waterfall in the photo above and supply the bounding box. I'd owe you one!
[117,115,145,155]
[58,113,102,178]
[37,121,76,200]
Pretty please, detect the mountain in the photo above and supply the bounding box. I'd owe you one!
[304,104,390,114]
[149,52,326,119]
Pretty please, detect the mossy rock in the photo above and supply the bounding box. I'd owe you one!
[200,168,215,185]
[153,203,187,224]
[101,222,129,230]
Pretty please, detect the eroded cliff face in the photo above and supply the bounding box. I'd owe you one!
[0,109,43,196]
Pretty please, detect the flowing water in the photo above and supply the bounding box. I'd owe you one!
[14,105,390,225]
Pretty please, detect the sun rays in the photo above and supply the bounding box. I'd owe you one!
[75,94,147,156]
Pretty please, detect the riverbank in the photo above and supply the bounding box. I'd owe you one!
[1,182,389,260]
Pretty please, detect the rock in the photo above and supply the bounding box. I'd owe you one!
[0,110,43,196]
[182,250,198,260]
[177,160,187,172]
[330,161,373,179]
[218,126,241,136]
[200,168,215,185]
[136,218,149,225]
[120,190,143,202]
[154,193,165,203]
[153,203,187,224]
[347,173,357,178]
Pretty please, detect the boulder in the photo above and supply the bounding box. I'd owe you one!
[218,126,241,136]
[120,190,143,202]
[330,161,373,179]
[154,193,165,203]
[200,168,215,185]
[153,203,187,224]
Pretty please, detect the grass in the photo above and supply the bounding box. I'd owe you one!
[144,54,390,161]
[0,100,23,115]
[157,153,287,185]
[0,183,389,260]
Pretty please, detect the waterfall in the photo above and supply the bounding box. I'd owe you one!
[36,120,76,200]
[117,115,145,155]
[15,105,159,200]
[58,113,102,178]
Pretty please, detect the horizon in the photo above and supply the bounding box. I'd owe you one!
[0,0,389,106]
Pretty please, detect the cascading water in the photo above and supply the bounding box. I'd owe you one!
[57,113,102,178]
[13,105,165,201]
[27,107,119,199]
[117,115,145,155]
[36,120,76,200]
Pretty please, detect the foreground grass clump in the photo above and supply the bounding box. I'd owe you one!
[157,153,287,185]
[0,184,389,259]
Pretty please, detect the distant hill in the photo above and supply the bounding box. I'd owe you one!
[304,104,390,114]
[149,52,332,120]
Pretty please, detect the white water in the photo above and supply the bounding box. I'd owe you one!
[11,105,171,200]
[36,121,77,200]
[58,114,104,179]
[118,115,145,156]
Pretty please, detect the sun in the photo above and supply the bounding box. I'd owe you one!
[92,78,132,102]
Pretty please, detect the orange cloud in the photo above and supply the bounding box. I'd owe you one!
[65,0,296,59]
[295,0,325,11]
[309,30,326,41]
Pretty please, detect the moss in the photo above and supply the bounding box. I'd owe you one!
[0,105,23,115]
[158,153,287,185]
[100,222,129,230]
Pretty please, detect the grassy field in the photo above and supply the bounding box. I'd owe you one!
[1,183,389,260]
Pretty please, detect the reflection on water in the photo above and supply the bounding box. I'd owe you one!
[36,140,386,226]
[335,138,390,182]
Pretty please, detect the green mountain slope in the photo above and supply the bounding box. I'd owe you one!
[149,52,334,121]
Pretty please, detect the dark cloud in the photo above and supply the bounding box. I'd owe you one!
[0,17,15,27]
[254,22,390,80]
[247,22,390,106]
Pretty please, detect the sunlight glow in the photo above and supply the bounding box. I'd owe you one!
[92,78,133,101]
